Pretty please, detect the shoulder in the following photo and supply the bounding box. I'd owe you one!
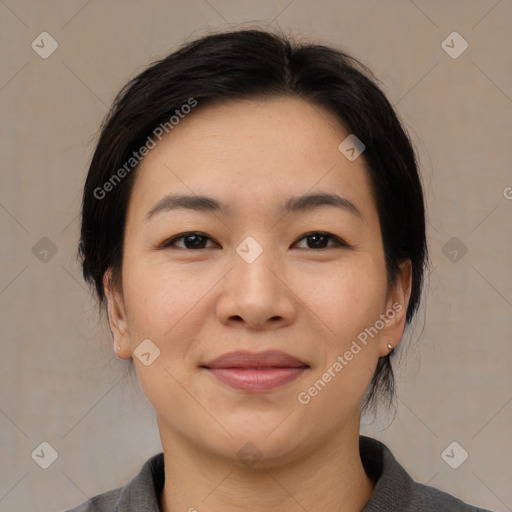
[405,480,492,511]
[64,452,165,512]
[65,489,121,512]
[360,436,493,512]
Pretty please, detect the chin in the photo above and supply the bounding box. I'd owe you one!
[208,416,316,469]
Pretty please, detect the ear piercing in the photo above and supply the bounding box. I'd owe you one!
[387,343,394,351]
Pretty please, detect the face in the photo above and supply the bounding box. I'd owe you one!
[105,97,411,467]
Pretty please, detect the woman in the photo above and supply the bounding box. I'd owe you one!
[69,29,492,511]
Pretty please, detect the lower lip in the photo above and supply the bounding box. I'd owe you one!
[206,367,307,392]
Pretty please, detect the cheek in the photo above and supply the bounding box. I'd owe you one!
[120,263,206,415]
[294,257,387,405]
[294,269,384,429]
[122,259,199,331]
[120,257,227,376]
[298,257,388,343]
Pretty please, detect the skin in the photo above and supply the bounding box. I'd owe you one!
[104,97,412,512]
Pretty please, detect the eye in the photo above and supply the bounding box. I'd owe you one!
[160,231,349,251]
[293,232,349,250]
[160,232,218,250]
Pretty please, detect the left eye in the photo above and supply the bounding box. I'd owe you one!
[160,231,348,250]
[294,232,348,250]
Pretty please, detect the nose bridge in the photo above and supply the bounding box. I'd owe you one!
[233,234,279,294]
[217,232,294,328]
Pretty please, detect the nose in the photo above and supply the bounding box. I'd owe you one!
[215,238,297,331]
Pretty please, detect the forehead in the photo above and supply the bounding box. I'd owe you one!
[128,97,376,220]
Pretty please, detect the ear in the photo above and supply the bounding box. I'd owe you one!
[103,268,131,359]
[378,259,412,356]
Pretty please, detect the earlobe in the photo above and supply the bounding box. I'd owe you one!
[380,259,413,356]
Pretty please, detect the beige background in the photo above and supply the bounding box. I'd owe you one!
[0,1,511,511]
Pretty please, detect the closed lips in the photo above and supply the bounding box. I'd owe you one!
[201,350,310,393]
[201,350,309,369]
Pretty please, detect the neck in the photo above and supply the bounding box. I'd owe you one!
[158,420,374,512]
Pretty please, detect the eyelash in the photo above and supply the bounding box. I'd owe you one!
[159,231,350,251]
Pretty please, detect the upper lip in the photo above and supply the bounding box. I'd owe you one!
[201,350,309,369]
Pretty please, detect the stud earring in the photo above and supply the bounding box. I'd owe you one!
[387,343,393,351]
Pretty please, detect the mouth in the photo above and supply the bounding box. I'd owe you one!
[200,350,310,393]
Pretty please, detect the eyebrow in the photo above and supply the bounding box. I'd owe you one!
[145,192,363,221]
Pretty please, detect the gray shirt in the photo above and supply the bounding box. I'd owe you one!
[65,436,493,511]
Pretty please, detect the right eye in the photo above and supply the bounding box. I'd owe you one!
[160,232,219,250]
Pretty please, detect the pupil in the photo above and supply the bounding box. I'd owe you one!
[186,235,204,248]
[309,234,326,248]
